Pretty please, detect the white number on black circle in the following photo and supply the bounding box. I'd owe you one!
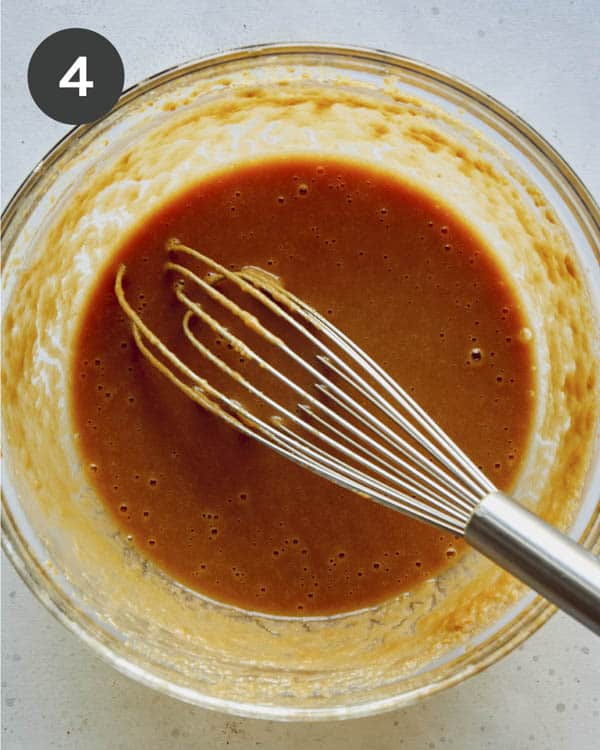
[59,56,94,97]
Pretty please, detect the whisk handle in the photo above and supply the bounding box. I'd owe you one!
[465,491,600,635]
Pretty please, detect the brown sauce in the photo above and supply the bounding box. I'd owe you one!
[72,157,535,616]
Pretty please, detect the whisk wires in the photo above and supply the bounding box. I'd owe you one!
[115,240,497,534]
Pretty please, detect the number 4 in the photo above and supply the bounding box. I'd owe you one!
[59,56,94,97]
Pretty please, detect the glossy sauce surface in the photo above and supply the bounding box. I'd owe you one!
[72,158,534,616]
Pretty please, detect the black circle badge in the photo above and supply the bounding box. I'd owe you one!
[28,28,124,125]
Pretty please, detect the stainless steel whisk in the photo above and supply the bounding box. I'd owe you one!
[116,239,600,634]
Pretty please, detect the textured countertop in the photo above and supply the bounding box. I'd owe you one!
[2,1,599,748]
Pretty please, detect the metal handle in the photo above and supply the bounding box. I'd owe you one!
[465,491,600,635]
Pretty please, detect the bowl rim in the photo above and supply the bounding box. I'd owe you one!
[2,41,599,721]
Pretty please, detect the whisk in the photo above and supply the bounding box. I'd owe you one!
[115,239,600,634]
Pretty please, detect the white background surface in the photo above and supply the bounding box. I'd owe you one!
[1,1,599,748]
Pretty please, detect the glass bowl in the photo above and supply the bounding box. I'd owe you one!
[2,43,599,721]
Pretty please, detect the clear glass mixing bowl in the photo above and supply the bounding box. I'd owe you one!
[2,44,599,720]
